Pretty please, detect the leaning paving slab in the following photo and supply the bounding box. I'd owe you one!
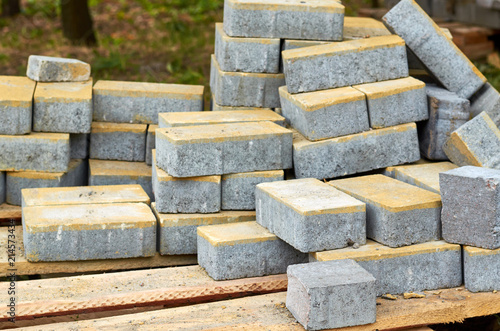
[27,55,90,82]
[0,75,36,135]
[145,125,157,165]
[463,245,500,292]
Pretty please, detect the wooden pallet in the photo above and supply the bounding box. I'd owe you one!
[0,203,21,222]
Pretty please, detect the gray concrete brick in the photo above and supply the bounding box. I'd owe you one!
[159,110,285,128]
[282,35,408,94]
[215,23,280,73]
[419,85,470,160]
[330,174,441,247]
[286,259,376,330]
[152,203,255,255]
[223,0,344,41]
[311,240,462,296]
[26,55,90,82]
[470,83,500,127]
[197,221,308,280]
[6,159,87,206]
[0,133,70,172]
[256,178,366,253]
[293,123,420,179]
[211,95,274,112]
[210,55,284,108]
[156,121,292,177]
[23,202,156,262]
[93,80,204,124]
[89,122,147,162]
[443,112,500,169]
[70,133,89,159]
[0,172,5,204]
[353,77,428,129]
[88,159,153,201]
[440,166,500,249]
[279,86,369,141]
[0,76,35,135]
[145,125,157,166]
[382,0,487,98]
[33,80,93,134]
[222,170,284,210]
[463,245,500,292]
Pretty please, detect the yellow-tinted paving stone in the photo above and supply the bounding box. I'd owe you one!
[26,55,90,82]
[0,76,36,135]
[90,122,147,162]
[464,245,500,292]
[343,16,392,39]
[159,110,285,128]
[145,125,158,165]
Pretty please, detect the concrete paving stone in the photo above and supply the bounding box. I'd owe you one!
[158,110,285,128]
[419,85,470,160]
[33,79,93,134]
[440,166,500,249]
[463,245,500,292]
[353,77,428,129]
[256,178,366,253]
[215,23,280,73]
[210,55,284,108]
[152,150,220,213]
[145,125,157,166]
[27,55,90,82]
[282,35,408,94]
[89,122,147,162]
[152,203,255,255]
[197,221,308,280]
[93,80,204,124]
[287,259,376,330]
[384,161,458,194]
[6,159,87,206]
[222,170,284,210]
[70,133,89,159]
[470,83,500,127]
[23,202,156,262]
[0,76,36,135]
[211,95,274,111]
[88,159,153,200]
[156,121,292,177]
[279,86,369,141]
[343,16,392,39]
[382,0,487,98]
[329,174,442,247]
[311,240,462,296]
[21,183,150,208]
[0,172,4,204]
[223,0,344,40]
[293,123,420,179]
[443,112,500,169]
[0,132,69,172]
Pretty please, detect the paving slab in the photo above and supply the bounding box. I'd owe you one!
[145,124,157,166]
[343,16,392,39]
[0,75,36,135]
[470,83,500,127]
[27,55,90,82]
[463,245,500,292]
[158,110,285,128]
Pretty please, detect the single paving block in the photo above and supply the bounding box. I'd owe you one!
[88,159,153,200]
[211,97,274,112]
[470,83,500,127]
[158,110,285,128]
[287,259,376,330]
[0,133,69,172]
[311,240,462,296]
[26,55,91,82]
[256,178,366,253]
[152,203,255,255]
[6,159,87,206]
[222,170,284,210]
[145,125,157,166]
[21,184,150,208]
[90,122,147,162]
[419,85,470,160]
[223,0,344,41]
[152,150,221,213]
[463,245,500,292]
[0,172,5,204]
[210,55,285,108]
[156,121,292,177]
[33,79,93,133]
[282,35,408,94]
[353,77,428,129]
[23,202,156,262]
[343,16,392,39]
[0,75,36,135]
[440,166,500,249]
[93,80,204,124]
[293,123,420,179]
[443,112,500,169]
[382,0,487,98]
[330,174,442,247]
[197,221,308,280]
[214,23,280,73]
[279,86,369,141]
[70,133,89,159]
[385,161,458,194]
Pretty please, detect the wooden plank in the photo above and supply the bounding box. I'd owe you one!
[0,203,21,221]
[0,226,197,277]
[19,288,500,330]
